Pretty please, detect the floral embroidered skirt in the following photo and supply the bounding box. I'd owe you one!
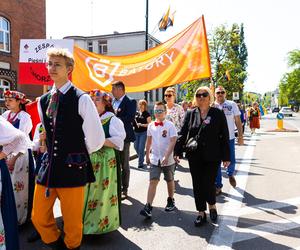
[83,146,120,234]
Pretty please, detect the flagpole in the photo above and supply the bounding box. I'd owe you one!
[144,0,149,101]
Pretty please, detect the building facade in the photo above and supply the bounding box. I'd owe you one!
[64,31,167,110]
[0,0,46,113]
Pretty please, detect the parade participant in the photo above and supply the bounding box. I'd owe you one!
[0,116,29,250]
[83,89,125,235]
[214,86,243,195]
[2,90,35,225]
[175,86,230,226]
[112,81,136,200]
[164,87,185,133]
[249,102,261,134]
[31,48,105,250]
[133,99,151,168]
[140,102,177,219]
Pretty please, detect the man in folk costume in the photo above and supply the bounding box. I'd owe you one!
[31,48,105,250]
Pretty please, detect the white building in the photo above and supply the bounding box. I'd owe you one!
[64,31,167,110]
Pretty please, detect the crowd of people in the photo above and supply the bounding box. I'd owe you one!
[0,47,262,249]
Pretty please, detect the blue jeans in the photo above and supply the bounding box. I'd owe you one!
[215,139,236,188]
[134,131,147,167]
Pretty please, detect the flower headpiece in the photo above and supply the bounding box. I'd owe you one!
[89,89,112,104]
[4,90,27,104]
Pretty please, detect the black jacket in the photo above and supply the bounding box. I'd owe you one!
[115,95,137,143]
[175,107,230,162]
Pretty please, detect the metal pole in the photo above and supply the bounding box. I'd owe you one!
[144,0,149,101]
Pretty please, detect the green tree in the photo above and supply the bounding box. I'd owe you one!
[279,49,300,105]
[181,23,248,100]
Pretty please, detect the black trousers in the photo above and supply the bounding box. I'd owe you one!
[188,156,220,212]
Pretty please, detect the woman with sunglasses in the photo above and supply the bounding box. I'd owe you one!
[164,87,185,133]
[175,86,230,226]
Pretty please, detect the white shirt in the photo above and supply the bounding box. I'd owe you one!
[112,94,125,112]
[2,110,33,137]
[147,119,177,166]
[101,112,126,151]
[214,100,241,140]
[32,122,43,152]
[0,116,28,156]
[38,81,105,154]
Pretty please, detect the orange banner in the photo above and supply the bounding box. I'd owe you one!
[72,16,211,92]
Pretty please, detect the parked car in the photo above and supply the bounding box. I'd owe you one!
[272,107,280,113]
[280,107,293,117]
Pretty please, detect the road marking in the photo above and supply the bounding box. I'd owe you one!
[207,134,257,249]
[223,196,300,217]
[228,215,300,243]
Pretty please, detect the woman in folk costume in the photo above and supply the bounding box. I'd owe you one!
[2,90,35,225]
[0,116,31,250]
[249,102,261,134]
[83,90,126,234]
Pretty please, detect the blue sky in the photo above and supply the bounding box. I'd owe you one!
[46,0,300,94]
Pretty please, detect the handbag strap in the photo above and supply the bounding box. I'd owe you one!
[186,109,208,142]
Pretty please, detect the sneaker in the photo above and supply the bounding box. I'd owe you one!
[140,203,152,219]
[216,188,222,196]
[165,197,175,212]
[229,176,237,187]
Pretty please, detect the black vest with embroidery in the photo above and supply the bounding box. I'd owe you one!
[39,86,95,187]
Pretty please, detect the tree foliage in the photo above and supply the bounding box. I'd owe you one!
[279,49,300,105]
[181,23,248,101]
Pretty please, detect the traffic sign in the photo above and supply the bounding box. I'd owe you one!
[277,113,284,120]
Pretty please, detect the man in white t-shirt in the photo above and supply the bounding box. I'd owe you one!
[214,86,244,195]
[140,102,177,219]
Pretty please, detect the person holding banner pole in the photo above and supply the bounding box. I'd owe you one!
[31,48,105,250]
[112,81,137,200]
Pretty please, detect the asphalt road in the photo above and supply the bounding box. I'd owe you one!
[19,113,300,249]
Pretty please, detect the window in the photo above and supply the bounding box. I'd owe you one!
[0,17,10,52]
[98,40,107,54]
[88,41,93,52]
[0,79,10,101]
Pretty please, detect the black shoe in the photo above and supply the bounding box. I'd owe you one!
[165,197,175,212]
[209,208,218,222]
[140,203,152,219]
[138,165,144,168]
[194,212,207,227]
[47,236,66,250]
[27,229,41,243]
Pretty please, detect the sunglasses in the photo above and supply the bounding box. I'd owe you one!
[154,109,165,114]
[164,94,173,98]
[216,91,225,95]
[196,92,209,98]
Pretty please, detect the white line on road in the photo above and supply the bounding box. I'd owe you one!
[207,134,257,249]
[229,196,300,217]
[228,215,300,243]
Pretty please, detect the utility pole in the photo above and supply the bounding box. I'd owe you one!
[144,0,149,101]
